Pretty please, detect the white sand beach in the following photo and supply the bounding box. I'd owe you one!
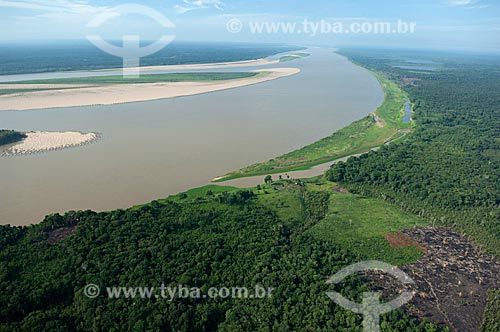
[2,131,98,156]
[0,68,300,111]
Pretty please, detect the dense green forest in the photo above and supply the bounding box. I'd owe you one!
[482,289,500,332]
[0,130,26,146]
[0,183,446,332]
[326,50,500,256]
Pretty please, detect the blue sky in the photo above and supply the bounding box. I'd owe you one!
[1,0,499,52]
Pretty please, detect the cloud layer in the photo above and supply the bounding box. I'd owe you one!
[174,0,224,14]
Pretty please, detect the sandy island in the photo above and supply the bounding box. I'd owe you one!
[0,68,299,111]
[2,131,98,156]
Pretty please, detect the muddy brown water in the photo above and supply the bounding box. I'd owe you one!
[0,48,383,225]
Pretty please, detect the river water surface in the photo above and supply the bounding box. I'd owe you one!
[0,48,383,225]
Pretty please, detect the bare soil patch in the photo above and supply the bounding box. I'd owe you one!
[385,232,428,254]
[332,185,350,194]
[367,227,500,332]
[47,225,77,245]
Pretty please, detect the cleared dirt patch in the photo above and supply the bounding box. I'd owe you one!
[385,232,428,254]
[367,227,500,332]
[332,185,350,194]
[47,225,77,245]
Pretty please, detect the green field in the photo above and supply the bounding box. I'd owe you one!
[178,179,427,266]
[5,72,259,86]
[0,87,77,96]
[216,72,414,181]
[251,178,426,265]
[254,183,304,222]
[176,178,426,266]
[279,52,310,62]
[482,289,500,332]
[158,183,303,223]
[129,185,240,211]
[168,185,240,201]
[306,182,427,265]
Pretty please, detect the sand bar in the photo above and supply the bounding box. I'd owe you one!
[0,68,300,111]
[2,131,98,156]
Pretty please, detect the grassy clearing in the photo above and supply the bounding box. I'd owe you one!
[167,185,239,202]
[306,182,427,265]
[0,87,78,96]
[133,182,304,223]
[279,53,310,62]
[217,73,414,182]
[254,184,304,222]
[279,56,299,62]
[205,178,427,266]
[3,72,259,86]
[132,176,428,266]
[129,185,238,210]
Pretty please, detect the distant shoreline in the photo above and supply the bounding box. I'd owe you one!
[0,42,306,76]
[0,58,282,83]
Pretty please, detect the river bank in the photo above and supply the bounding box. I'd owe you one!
[215,69,413,182]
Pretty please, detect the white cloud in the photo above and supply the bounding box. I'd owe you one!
[174,0,224,14]
[0,0,105,13]
[447,0,474,5]
[0,0,108,15]
[0,0,110,20]
[444,0,488,9]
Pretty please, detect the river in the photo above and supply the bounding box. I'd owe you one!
[0,48,383,225]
